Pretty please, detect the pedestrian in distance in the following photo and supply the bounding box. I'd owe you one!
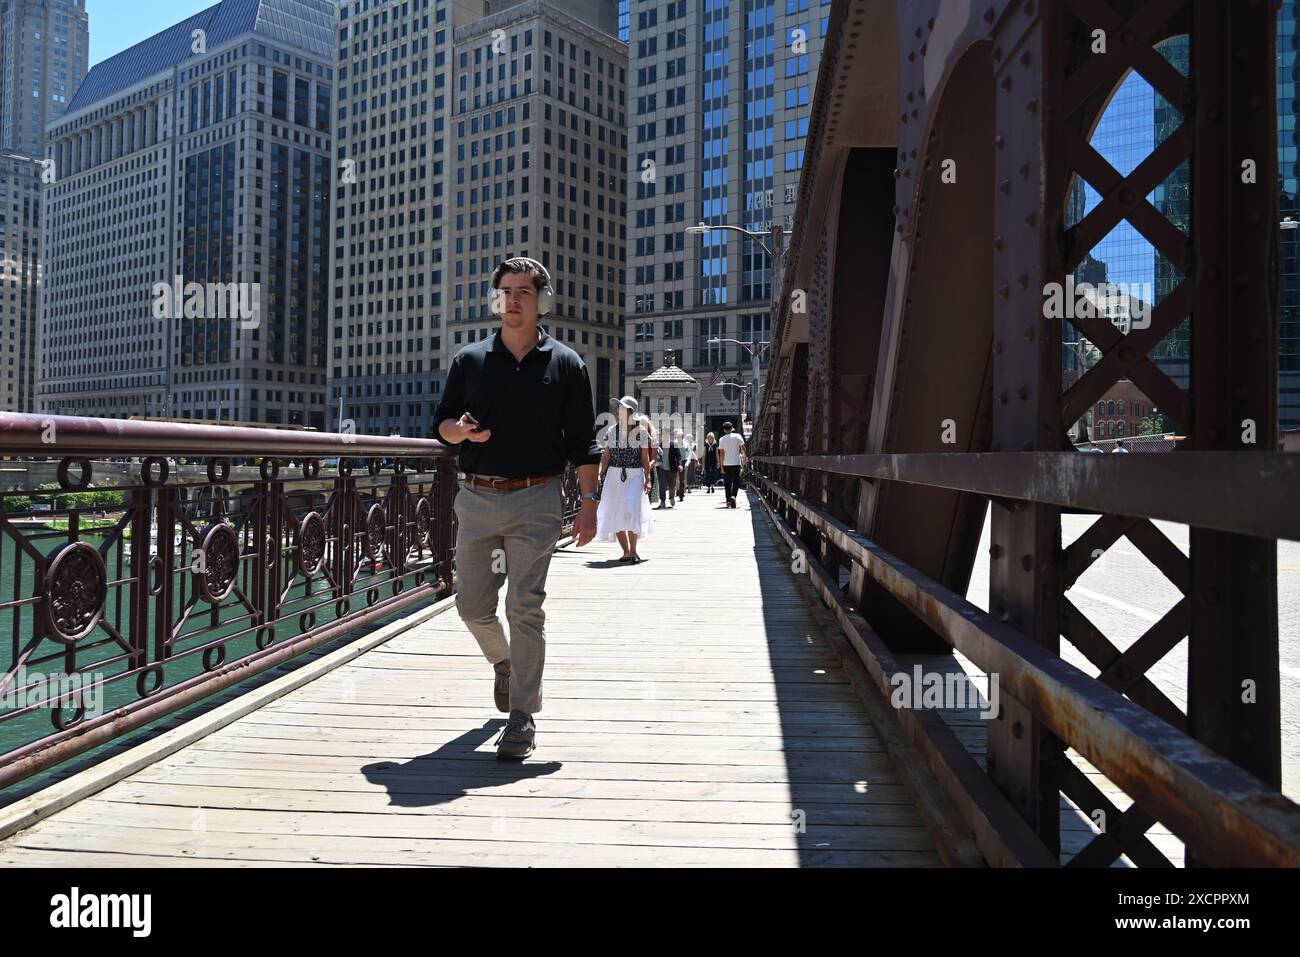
[595,396,655,562]
[675,429,693,499]
[717,421,748,508]
[702,432,719,492]
[655,423,682,508]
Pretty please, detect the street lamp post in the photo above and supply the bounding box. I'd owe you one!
[719,380,752,432]
[712,339,769,426]
[1063,338,1098,442]
[687,220,787,445]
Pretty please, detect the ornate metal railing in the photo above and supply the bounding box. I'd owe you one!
[0,412,465,788]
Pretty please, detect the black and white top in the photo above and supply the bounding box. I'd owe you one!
[606,444,643,469]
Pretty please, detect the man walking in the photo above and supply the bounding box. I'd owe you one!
[675,429,694,498]
[655,426,682,508]
[434,257,601,760]
[717,421,747,508]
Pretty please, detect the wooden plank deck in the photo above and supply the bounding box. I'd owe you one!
[0,486,942,867]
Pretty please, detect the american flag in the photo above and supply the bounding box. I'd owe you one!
[707,362,722,388]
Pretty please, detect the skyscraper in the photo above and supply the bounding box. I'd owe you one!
[331,0,624,438]
[623,0,830,439]
[0,0,87,413]
[1278,3,1299,431]
[0,154,42,412]
[330,0,463,439]
[450,1,624,415]
[39,0,335,426]
[0,0,88,154]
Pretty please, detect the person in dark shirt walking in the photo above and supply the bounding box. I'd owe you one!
[434,257,601,760]
[654,429,682,508]
[701,432,719,492]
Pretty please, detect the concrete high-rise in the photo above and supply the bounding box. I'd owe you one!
[38,0,335,426]
[329,0,462,438]
[0,153,42,412]
[622,0,830,441]
[0,0,87,413]
[331,0,625,438]
[0,0,88,154]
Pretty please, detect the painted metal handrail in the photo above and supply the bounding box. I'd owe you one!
[0,412,462,788]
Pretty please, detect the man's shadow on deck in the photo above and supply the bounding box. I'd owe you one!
[361,719,561,808]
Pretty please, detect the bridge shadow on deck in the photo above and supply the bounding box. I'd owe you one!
[729,487,940,866]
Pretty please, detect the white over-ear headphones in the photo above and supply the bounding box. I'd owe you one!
[489,257,554,316]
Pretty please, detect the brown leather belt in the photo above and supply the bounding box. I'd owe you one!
[458,471,561,491]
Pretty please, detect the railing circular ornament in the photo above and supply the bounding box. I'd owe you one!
[43,542,107,644]
[141,457,169,486]
[202,644,227,671]
[57,457,92,490]
[365,504,386,561]
[207,458,231,483]
[136,666,164,698]
[197,524,239,603]
[414,496,432,547]
[298,512,327,576]
[52,694,87,731]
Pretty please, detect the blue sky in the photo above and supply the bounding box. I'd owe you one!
[87,0,217,66]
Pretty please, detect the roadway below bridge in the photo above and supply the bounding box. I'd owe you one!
[963,512,1300,802]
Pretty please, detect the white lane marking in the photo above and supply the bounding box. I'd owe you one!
[1069,586,1300,683]
[1068,585,1162,623]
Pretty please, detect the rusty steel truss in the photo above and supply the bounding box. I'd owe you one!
[755,0,1299,866]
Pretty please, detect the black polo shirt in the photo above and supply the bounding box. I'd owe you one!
[433,326,602,478]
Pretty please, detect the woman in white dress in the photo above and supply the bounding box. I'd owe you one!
[596,396,655,563]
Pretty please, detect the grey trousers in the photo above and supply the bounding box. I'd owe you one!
[452,476,564,715]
